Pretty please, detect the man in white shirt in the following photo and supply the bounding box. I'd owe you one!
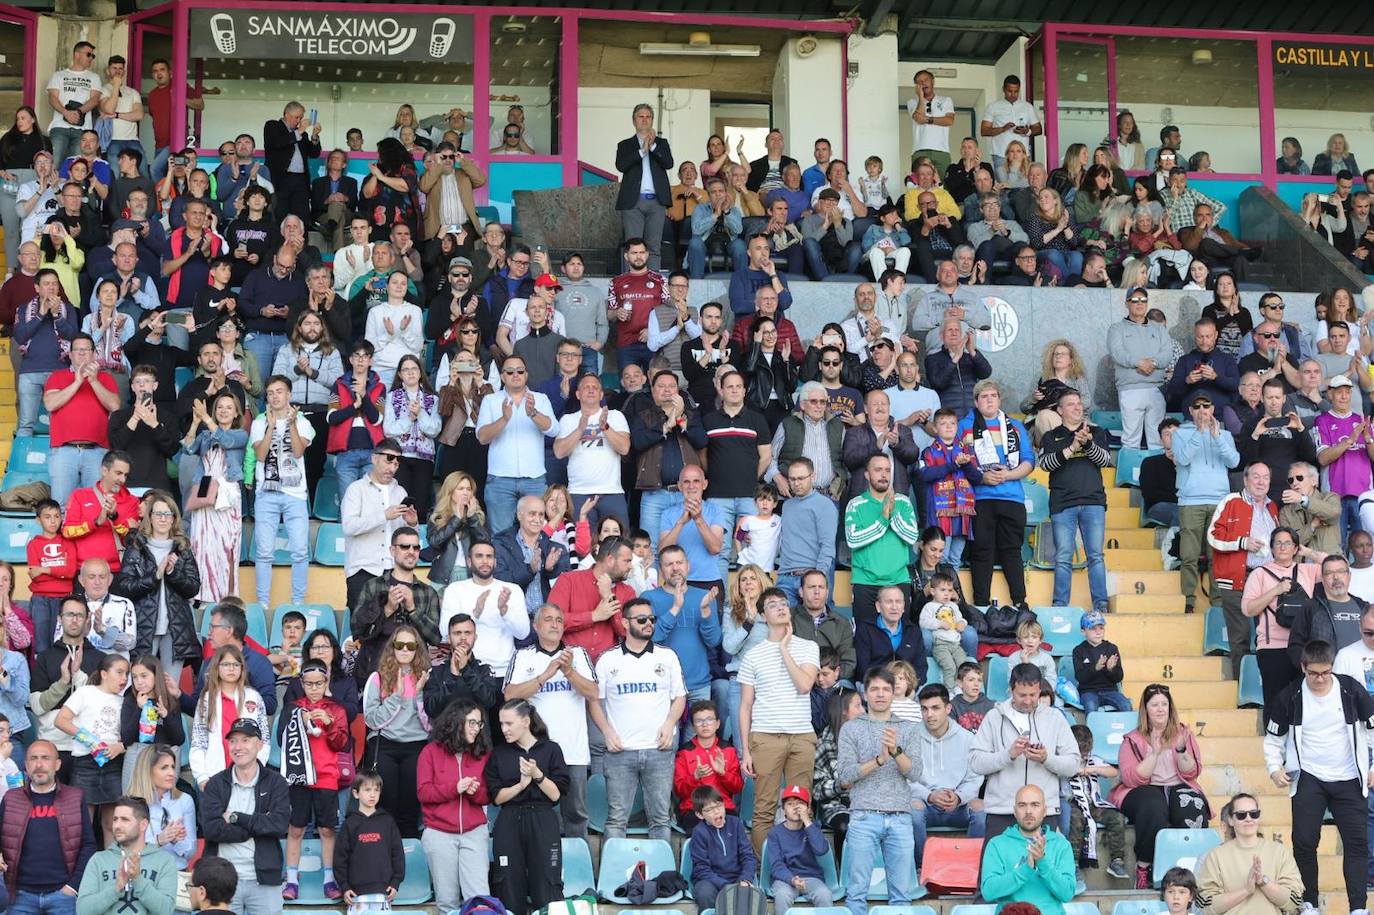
[99,55,145,169]
[46,42,103,167]
[76,558,136,658]
[909,69,957,173]
[979,75,1043,170]
[554,374,631,527]
[1334,604,1374,694]
[340,437,417,614]
[504,603,599,837]
[476,353,558,533]
[250,375,316,606]
[440,541,527,672]
[592,596,687,842]
[331,216,373,293]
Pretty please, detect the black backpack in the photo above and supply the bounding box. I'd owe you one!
[716,884,769,915]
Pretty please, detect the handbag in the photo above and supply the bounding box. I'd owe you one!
[337,748,356,789]
[920,835,984,894]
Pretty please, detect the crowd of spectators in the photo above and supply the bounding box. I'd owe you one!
[0,39,1372,915]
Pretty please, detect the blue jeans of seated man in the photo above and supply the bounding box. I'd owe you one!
[1037,249,1084,283]
[1146,502,1179,528]
[49,444,106,507]
[1340,493,1362,545]
[49,128,82,167]
[615,342,653,371]
[254,489,310,605]
[686,235,747,279]
[1080,689,1133,713]
[333,448,374,514]
[707,496,756,583]
[11,889,77,915]
[16,371,49,437]
[245,332,286,382]
[911,800,986,870]
[845,809,919,915]
[485,474,546,535]
[803,237,862,279]
[152,146,171,182]
[1051,503,1107,610]
[921,625,978,659]
[640,488,676,550]
[603,747,675,842]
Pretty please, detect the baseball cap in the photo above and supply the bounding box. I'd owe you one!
[1329,374,1354,389]
[1189,393,1214,408]
[1126,286,1148,300]
[111,218,142,232]
[1080,610,1107,631]
[227,718,262,740]
[780,785,812,805]
[534,274,563,292]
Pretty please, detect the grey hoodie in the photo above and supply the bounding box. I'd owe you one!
[967,699,1081,815]
[554,278,608,348]
[909,719,984,805]
[1106,316,1173,392]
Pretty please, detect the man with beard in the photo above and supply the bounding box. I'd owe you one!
[679,301,732,409]
[0,739,96,906]
[546,536,635,662]
[427,256,486,367]
[645,545,721,704]
[979,785,1075,915]
[439,540,527,673]
[352,527,442,684]
[606,238,668,370]
[628,370,708,548]
[29,598,107,777]
[421,612,502,720]
[75,795,179,915]
[844,452,920,625]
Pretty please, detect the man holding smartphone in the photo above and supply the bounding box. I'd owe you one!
[106,365,179,493]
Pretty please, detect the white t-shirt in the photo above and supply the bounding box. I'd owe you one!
[557,409,629,495]
[64,684,123,756]
[1334,640,1374,696]
[250,412,316,500]
[1349,565,1374,603]
[1299,682,1360,781]
[101,84,142,141]
[982,98,1042,159]
[736,514,782,572]
[738,636,820,734]
[595,643,686,751]
[504,643,595,765]
[18,182,58,244]
[908,94,954,153]
[498,298,566,346]
[46,68,102,131]
[439,578,529,672]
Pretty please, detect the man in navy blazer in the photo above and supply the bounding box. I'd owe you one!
[263,101,322,225]
[615,103,674,271]
[853,584,928,683]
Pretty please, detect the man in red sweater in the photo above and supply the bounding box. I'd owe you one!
[546,536,634,662]
[606,239,668,371]
[61,449,140,572]
[43,332,121,506]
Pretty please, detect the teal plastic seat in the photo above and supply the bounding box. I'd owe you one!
[759,838,843,899]
[1203,606,1229,654]
[313,523,346,567]
[1086,711,1137,765]
[1115,448,1161,487]
[1022,481,1050,524]
[598,838,682,903]
[174,366,194,391]
[8,435,49,472]
[1036,606,1085,656]
[948,905,996,915]
[562,837,595,896]
[0,517,41,563]
[1064,905,1103,915]
[1238,654,1264,708]
[1111,902,1167,915]
[985,655,1011,702]
[870,908,939,915]
[1,469,48,492]
[738,775,755,828]
[838,844,928,903]
[586,772,608,833]
[199,602,269,646]
[312,475,340,521]
[393,837,433,904]
[273,603,338,641]
[783,909,850,915]
[1090,410,1123,432]
[1152,829,1222,886]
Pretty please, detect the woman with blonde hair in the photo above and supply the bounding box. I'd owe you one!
[1313,132,1359,176]
[1049,143,1089,204]
[994,140,1031,189]
[126,743,197,869]
[426,471,489,588]
[389,104,419,138]
[111,490,202,679]
[1026,186,1083,281]
[1022,339,1092,441]
[1117,256,1151,292]
[189,644,269,788]
[363,623,432,836]
[721,564,771,742]
[183,390,247,600]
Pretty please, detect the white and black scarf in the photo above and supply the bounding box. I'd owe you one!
[280,706,317,787]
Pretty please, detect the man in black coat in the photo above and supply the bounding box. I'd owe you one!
[263,102,322,225]
[853,584,927,682]
[200,718,291,909]
[615,103,673,272]
[745,129,799,194]
[309,148,360,251]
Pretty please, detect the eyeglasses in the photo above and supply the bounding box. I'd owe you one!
[1190,402,1213,409]
[377,453,400,463]
[1272,540,1296,549]
[460,328,479,335]
[629,615,656,624]
[509,258,530,266]
[218,661,242,669]
[395,543,421,552]
[821,360,842,367]
[301,678,328,687]
[1258,332,1281,339]
[392,641,419,651]
[558,351,581,359]
[1015,254,1037,261]
[1264,302,1286,310]
[1304,668,1333,680]
[150,510,174,519]
[1231,809,1261,820]
[1287,475,1306,483]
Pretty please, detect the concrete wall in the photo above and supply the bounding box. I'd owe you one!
[576,86,710,177]
[844,28,900,185]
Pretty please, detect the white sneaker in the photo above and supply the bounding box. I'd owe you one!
[1160,526,1180,571]
[1348,908,1368,915]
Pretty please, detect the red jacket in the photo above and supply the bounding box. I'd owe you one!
[291,695,351,789]
[325,371,386,454]
[546,568,631,662]
[27,533,78,597]
[61,483,141,572]
[1207,492,1279,592]
[415,742,490,834]
[673,737,744,814]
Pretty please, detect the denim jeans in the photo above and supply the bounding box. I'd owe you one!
[151,146,171,183]
[640,489,676,549]
[1037,249,1084,283]
[1080,689,1133,713]
[245,332,286,381]
[803,238,863,279]
[1146,502,1179,528]
[1340,494,1362,546]
[571,493,629,531]
[48,445,106,508]
[685,236,747,278]
[333,448,374,514]
[0,167,35,266]
[579,346,600,379]
[1051,504,1107,610]
[773,876,833,914]
[910,801,986,870]
[230,876,285,915]
[845,809,919,915]
[11,889,77,915]
[603,747,675,841]
[485,474,547,536]
[49,128,82,167]
[254,489,311,605]
[707,496,756,582]
[105,141,146,175]
[615,342,653,371]
[920,625,978,659]
[16,372,49,437]
[163,308,194,352]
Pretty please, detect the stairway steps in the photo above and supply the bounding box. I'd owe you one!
[1108,592,1187,614]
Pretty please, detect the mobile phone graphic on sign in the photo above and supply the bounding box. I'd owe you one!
[211,14,237,54]
[431,18,456,58]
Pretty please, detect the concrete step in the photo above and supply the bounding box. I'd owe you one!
[1102,528,1156,550]
[1195,735,1268,766]
[1129,656,1227,680]
[1106,488,1135,508]
[1121,679,1236,708]
[1103,615,1204,655]
[1105,548,1163,571]
[1108,592,1187,614]
[1177,708,1262,738]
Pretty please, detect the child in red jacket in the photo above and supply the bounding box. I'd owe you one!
[279,659,352,901]
[673,699,744,830]
[26,498,77,652]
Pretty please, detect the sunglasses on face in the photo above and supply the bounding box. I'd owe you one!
[1362,629,1374,637]
[504,368,527,376]
[460,328,479,335]
[395,542,421,552]
[377,453,400,463]
[629,615,656,624]
[1191,402,1213,410]
[1231,809,1261,820]
[450,271,472,278]
[1265,302,1285,310]
[392,641,419,651]
[1287,475,1305,483]
[821,360,842,367]
[1258,332,1281,339]
[1127,296,1148,303]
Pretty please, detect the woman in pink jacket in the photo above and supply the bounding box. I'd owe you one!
[1241,527,1324,709]
[417,700,492,914]
[1108,683,1212,889]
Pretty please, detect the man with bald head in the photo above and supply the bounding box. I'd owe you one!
[78,557,136,657]
[979,783,1075,915]
[0,738,97,909]
[729,283,802,356]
